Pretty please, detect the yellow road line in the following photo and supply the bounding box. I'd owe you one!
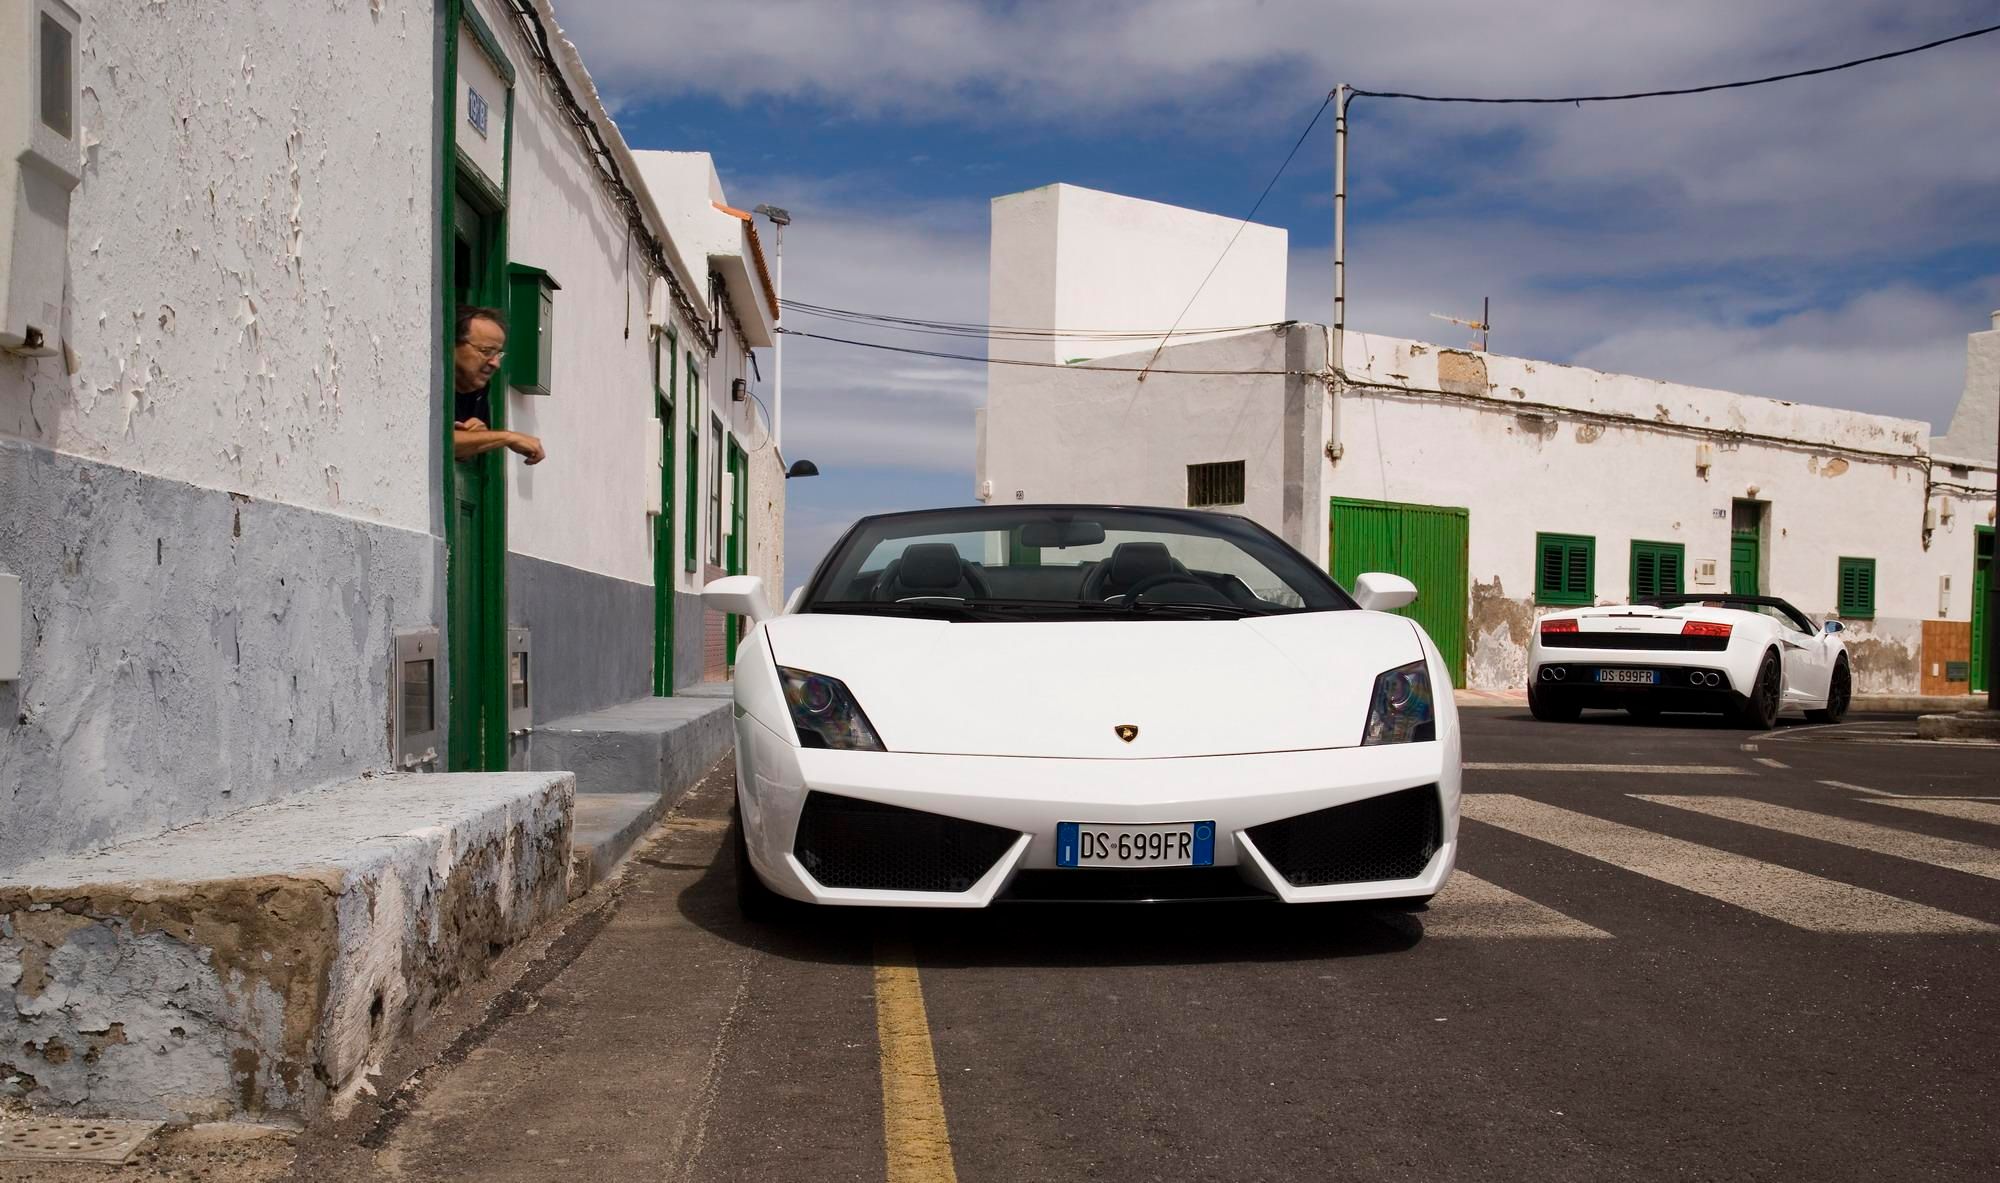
[875,943,959,1183]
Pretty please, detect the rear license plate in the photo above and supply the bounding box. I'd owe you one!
[1595,668,1659,684]
[1057,821,1215,868]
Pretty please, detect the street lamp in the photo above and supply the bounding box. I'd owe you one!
[786,459,819,479]
[753,204,790,454]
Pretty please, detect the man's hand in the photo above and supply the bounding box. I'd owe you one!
[508,432,546,465]
[454,424,545,464]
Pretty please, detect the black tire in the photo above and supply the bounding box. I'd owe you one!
[732,799,789,922]
[1806,658,1851,724]
[1736,650,1783,730]
[1625,703,1662,723]
[1529,683,1581,722]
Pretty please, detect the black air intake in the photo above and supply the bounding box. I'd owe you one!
[1247,785,1443,888]
[793,793,1018,892]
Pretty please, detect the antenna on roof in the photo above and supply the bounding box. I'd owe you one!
[1428,296,1490,351]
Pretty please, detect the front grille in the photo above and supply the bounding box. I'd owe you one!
[1002,867,1274,904]
[1247,785,1442,888]
[1541,632,1728,651]
[793,793,1017,892]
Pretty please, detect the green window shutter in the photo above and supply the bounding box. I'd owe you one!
[683,355,700,573]
[1837,557,1875,618]
[1629,541,1686,600]
[1537,533,1594,606]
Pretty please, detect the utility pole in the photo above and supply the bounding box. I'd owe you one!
[754,204,790,454]
[1331,84,1350,383]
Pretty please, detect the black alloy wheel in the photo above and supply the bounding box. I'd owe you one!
[1737,651,1783,730]
[1807,658,1851,724]
[1529,682,1581,722]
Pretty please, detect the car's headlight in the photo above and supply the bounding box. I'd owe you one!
[1362,660,1436,745]
[777,666,885,751]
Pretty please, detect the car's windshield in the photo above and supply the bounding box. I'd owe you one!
[802,506,1353,619]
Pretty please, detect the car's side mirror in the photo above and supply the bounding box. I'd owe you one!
[704,575,773,626]
[783,586,805,615]
[1353,572,1418,612]
[1823,620,1845,634]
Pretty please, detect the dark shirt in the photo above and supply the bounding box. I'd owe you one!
[455,384,492,427]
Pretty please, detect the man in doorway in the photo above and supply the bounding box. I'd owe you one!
[453,306,546,464]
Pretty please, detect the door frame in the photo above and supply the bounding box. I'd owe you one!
[652,328,678,696]
[442,0,514,771]
[724,438,747,666]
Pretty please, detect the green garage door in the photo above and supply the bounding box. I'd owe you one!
[1329,497,1469,687]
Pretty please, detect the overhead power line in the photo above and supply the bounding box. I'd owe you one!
[1135,89,1336,382]
[1348,21,2000,105]
[776,326,1314,376]
[780,298,1290,342]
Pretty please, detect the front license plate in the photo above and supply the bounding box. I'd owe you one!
[1057,821,1215,868]
[1596,668,1660,684]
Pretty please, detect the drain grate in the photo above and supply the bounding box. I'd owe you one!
[0,1115,164,1163]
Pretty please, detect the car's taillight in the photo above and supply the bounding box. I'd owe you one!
[1682,621,1732,638]
[1540,619,1578,635]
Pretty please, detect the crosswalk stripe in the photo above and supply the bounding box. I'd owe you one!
[1420,872,1611,940]
[1635,796,2000,882]
[1462,795,1997,934]
[1867,798,2000,826]
[1465,763,1750,775]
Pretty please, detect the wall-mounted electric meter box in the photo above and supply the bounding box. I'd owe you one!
[1,0,83,357]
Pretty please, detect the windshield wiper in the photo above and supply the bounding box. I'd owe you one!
[813,599,1005,621]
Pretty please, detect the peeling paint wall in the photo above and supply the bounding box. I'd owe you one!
[0,3,439,871]
[0,0,434,531]
[1332,332,1958,691]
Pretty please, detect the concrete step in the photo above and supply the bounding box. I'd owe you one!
[568,793,674,898]
[0,772,574,1125]
[525,693,732,799]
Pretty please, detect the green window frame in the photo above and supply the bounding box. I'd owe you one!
[683,354,700,573]
[1836,556,1876,619]
[1536,532,1594,606]
[1629,540,1685,601]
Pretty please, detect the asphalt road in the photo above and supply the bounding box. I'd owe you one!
[271,708,1999,1183]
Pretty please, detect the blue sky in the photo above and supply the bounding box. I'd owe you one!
[564,1,2000,590]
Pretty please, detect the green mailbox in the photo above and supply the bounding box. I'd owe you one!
[505,263,559,396]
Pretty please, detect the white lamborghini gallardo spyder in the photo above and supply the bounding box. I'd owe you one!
[702,505,1461,914]
[1527,594,1853,729]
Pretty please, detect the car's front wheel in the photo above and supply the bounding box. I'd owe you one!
[1735,650,1783,730]
[1806,657,1851,724]
[1529,683,1581,722]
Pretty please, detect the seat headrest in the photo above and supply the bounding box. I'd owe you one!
[1107,541,1174,584]
[898,543,966,591]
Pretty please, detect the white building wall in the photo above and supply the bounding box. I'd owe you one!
[1333,333,1945,690]
[981,327,1295,526]
[0,0,434,531]
[0,2,437,870]
[485,0,655,588]
[989,184,1287,366]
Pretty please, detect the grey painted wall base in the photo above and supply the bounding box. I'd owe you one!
[524,695,731,799]
[0,439,434,874]
[674,589,706,691]
[507,552,654,724]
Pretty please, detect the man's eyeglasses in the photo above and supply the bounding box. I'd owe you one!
[466,345,506,361]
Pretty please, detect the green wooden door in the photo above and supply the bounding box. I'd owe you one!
[723,440,747,666]
[1329,497,1469,687]
[1729,533,1760,596]
[447,184,509,771]
[652,334,677,696]
[1974,526,1993,694]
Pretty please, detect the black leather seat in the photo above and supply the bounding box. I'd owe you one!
[1079,541,1183,600]
[873,542,991,600]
